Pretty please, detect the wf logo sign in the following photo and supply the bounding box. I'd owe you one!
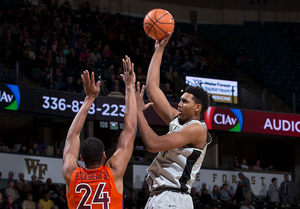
[25,159,47,180]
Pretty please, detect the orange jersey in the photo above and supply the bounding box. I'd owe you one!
[67,165,123,209]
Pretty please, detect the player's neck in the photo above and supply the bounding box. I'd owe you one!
[86,164,102,169]
[178,116,199,125]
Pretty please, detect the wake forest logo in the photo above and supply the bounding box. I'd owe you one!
[205,107,243,132]
[0,84,20,110]
[25,159,47,180]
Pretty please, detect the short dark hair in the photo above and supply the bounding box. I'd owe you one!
[185,86,209,116]
[80,137,105,166]
[271,177,277,183]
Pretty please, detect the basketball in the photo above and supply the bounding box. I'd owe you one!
[143,9,175,40]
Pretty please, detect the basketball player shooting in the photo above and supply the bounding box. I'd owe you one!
[136,33,212,208]
[62,56,137,209]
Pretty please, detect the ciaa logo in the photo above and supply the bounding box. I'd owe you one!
[0,84,20,110]
[205,107,243,132]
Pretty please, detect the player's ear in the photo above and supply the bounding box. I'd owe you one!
[103,151,106,160]
[195,104,202,112]
[80,155,84,162]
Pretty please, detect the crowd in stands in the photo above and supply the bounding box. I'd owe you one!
[0,0,233,101]
[0,171,67,209]
[233,157,276,171]
[0,170,296,209]
[0,135,62,158]
[122,173,297,209]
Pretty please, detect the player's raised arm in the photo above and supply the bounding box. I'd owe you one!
[106,56,137,192]
[62,70,100,188]
[146,32,178,124]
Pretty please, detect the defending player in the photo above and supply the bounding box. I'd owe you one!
[136,33,212,208]
[62,56,136,209]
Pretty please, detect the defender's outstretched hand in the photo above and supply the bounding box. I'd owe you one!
[136,81,153,111]
[155,32,172,50]
[81,70,100,99]
[121,55,136,86]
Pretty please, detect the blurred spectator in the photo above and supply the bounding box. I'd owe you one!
[40,67,52,89]
[234,156,241,168]
[53,64,64,91]
[209,59,219,71]
[163,83,176,102]
[62,45,70,56]
[124,192,138,209]
[103,64,115,81]
[5,181,20,202]
[0,193,4,208]
[229,199,239,209]
[199,188,212,205]
[235,181,244,202]
[199,183,209,197]
[44,178,57,194]
[0,172,7,191]
[54,148,61,157]
[107,80,124,98]
[18,144,27,154]
[136,66,146,84]
[4,196,18,209]
[56,51,67,66]
[190,187,201,209]
[268,177,279,204]
[220,183,233,202]
[100,80,109,96]
[24,46,36,61]
[238,173,251,201]
[32,143,39,155]
[253,160,263,170]
[240,199,254,209]
[265,165,275,171]
[102,45,113,59]
[241,159,249,169]
[54,188,67,209]
[39,192,54,209]
[22,193,36,209]
[16,172,29,191]
[64,76,75,92]
[211,185,220,202]
[279,174,295,207]
[7,172,15,185]
[74,77,84,94]
[180,55,195,69]
[172,70,185,96]
[37,136,48,155]
[90,48,101,63]
[165,65,174,86]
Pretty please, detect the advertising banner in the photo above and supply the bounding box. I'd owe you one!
[0,83,169,126]
[0,152,64,184]
[205,107,300,137]
[186,76,238,104]
[133,165,290,196]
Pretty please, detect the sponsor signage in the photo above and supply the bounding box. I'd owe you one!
[0,84,169,126]
[205,107,300,137]
[186,76,238,104]
[132,164,290,196]
[0,152,64,184]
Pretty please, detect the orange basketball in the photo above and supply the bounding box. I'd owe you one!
[143,9,175,40]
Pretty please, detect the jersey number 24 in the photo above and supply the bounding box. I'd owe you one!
[76,182,110,209]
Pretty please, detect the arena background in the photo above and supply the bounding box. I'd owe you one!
[0,0,300,208]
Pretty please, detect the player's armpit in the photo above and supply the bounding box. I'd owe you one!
[146,123,207,153]
[62,153,78,187]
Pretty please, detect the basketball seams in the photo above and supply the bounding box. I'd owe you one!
[146,14,156,36]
